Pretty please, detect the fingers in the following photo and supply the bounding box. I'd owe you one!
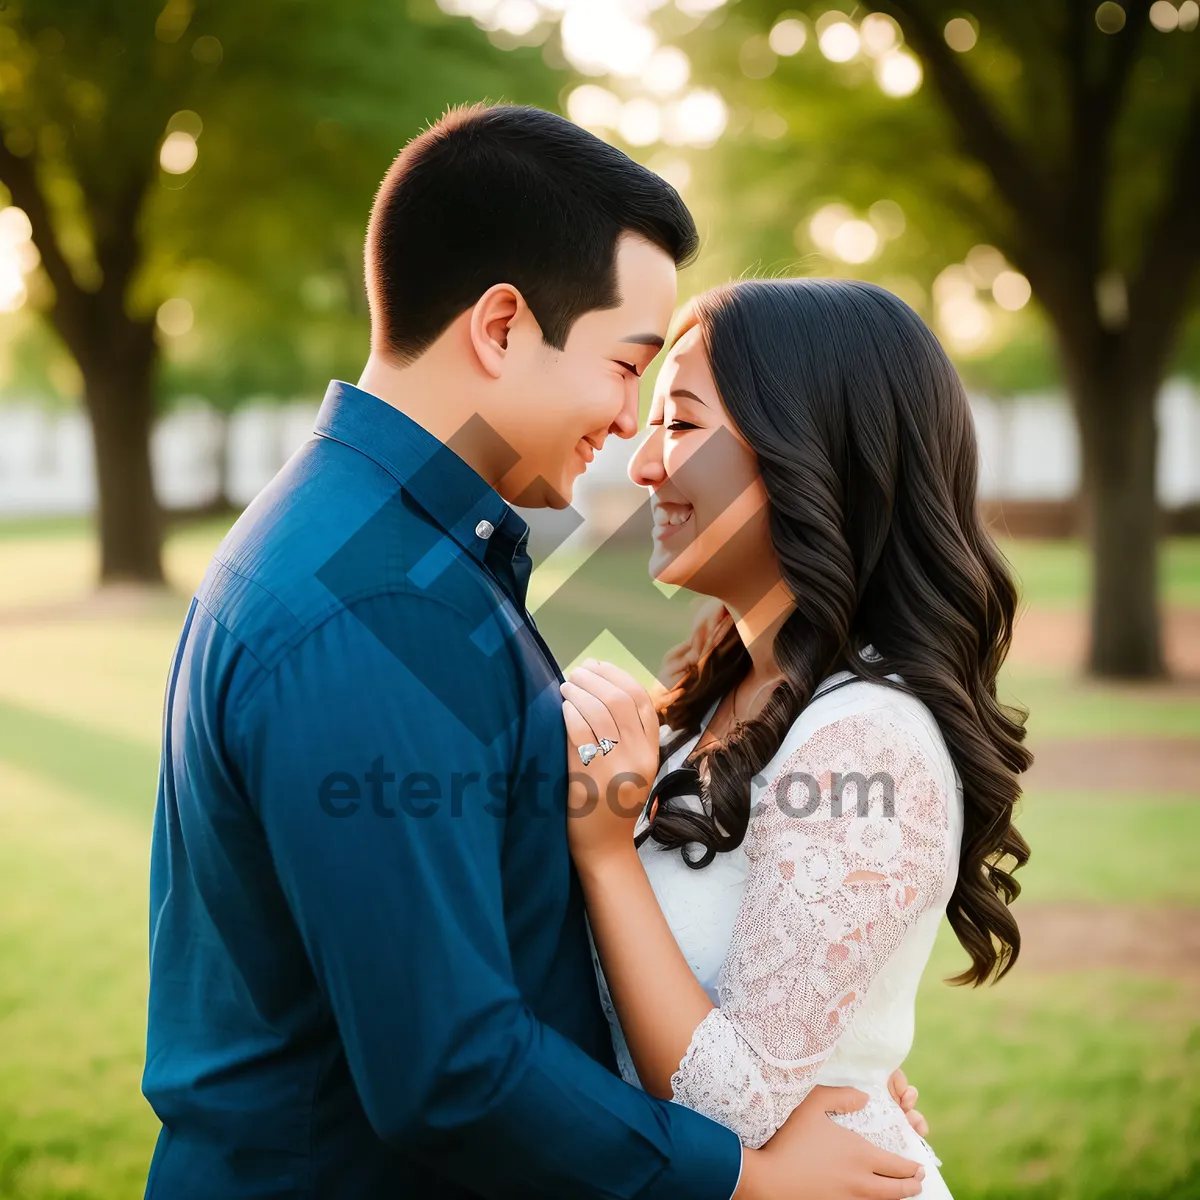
[579,659,657,736]
[562,700,597,753]
[867,1146,924,1180]
[888,1069,927,1136]
[696,599,731,649]
[564,666,641,739]
[656,646,691,692]
[560,682,619,745]
[707,609,734,650]
[863,1174,925,1199]
[811,1085,869,1115]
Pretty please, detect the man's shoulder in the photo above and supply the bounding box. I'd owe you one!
[193,436,494,674]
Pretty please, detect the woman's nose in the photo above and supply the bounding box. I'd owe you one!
[629,427,666,487]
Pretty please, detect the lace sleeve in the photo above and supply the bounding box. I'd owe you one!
[668,707,953,1148]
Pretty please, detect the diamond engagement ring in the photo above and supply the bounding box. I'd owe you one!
[577,737,618,767]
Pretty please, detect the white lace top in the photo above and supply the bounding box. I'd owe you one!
[592,667,964,1189]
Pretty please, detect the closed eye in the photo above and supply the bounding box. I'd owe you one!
[667,420,699,432]
[615,360,642,377]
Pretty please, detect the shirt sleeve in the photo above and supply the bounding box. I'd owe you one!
[669,706,953,1149]
[232,591,741,1200]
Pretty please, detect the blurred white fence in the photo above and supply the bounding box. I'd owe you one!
[0,382,1198,525]
[0,398,323,518]
[970,378,1200,506]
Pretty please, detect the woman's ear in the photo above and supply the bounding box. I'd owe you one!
[469,283,522,379]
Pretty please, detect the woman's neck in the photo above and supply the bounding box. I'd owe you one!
[728,578,794,684]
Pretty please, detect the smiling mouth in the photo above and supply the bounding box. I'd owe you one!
[577,436,606,465]
[651,502,694,539]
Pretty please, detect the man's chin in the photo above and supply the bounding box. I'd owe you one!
[497,469,575,510]
[543,472,575,509]
[509,476,574,510]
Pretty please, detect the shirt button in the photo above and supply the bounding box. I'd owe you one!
[475,519,495,540]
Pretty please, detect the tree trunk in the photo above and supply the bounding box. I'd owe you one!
[1071,364,1164,679]
[79,318,165,586]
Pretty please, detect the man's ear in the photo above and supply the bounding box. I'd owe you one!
[469,284,523,379]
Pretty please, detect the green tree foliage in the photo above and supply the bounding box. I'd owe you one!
[0,0,557,581]
[668,0,1199,676]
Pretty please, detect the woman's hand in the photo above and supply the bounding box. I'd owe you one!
[561,659,661,870]
[888,1067,929,1138]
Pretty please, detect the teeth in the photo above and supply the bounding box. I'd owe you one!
[653,508,692,528]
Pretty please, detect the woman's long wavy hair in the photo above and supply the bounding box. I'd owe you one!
[645,278,1031,987]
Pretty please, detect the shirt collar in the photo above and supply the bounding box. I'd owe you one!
[313,380,529,572]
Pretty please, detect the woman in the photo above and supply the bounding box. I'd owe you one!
[560,279,1031,1198]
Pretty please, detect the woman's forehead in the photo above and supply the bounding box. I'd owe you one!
[658,324,704,384]
[670,323,704,357]
[659,326,713,401]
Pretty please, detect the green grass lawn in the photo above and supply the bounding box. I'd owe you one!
[0,520,1197,1199]
[525,533,1200,611]
[1000,670,1200,741]
[999,537,1200,610]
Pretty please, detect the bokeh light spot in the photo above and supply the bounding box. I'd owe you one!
[769,18,808,56]
[993,270,1032,311]
[944,16,978,51]
[1095,2,1127,32]
[156,297,195,337]
[160,130,198,174]
[876,50,922,95]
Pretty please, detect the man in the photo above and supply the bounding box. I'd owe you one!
[143,103,927,1199]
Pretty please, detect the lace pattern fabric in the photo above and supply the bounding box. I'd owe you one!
[667,708,954,1150]
[827,1084,943,1168]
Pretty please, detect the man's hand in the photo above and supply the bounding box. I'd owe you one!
[735,1086,926,1200]
[888,1068,929,1139]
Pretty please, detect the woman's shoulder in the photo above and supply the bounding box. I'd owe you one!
[747,677,962,861]
[808,669,936,729]
[764,672,958,795]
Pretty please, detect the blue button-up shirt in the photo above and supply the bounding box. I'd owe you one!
[143,381,742,1199]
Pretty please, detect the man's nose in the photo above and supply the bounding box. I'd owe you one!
[610,387,640,440]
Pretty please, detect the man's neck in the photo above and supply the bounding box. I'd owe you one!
[356,350,508,490]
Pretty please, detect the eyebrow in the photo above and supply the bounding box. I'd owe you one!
[670,388,708,407]
[621,334,666,349]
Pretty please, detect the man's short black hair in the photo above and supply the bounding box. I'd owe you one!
[366,103,699,362]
